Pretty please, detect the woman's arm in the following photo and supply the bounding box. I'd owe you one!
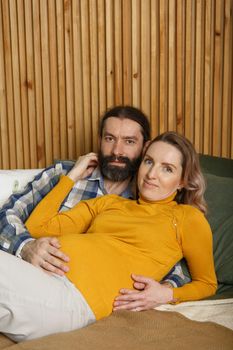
[172,206,217,302]
[25,176,95,238]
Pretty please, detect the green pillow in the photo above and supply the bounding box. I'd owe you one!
[204,173,233,286]
[181,173,233,290]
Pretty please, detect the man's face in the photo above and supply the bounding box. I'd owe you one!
[99,117,145,181]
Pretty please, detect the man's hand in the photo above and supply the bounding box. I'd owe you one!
[68,153,98,182]
[20,237,70,276]
[113,274,174,312]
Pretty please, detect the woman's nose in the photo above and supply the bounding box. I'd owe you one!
[147,166,157,179]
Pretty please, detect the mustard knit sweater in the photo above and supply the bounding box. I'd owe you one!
[26,176,217,319]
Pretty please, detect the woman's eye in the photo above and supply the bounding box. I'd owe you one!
[144,158,152,165]
[164,166,173,173]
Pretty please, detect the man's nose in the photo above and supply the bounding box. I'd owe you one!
[112,140,124,156]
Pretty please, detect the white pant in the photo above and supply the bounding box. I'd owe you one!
[0,251,95,342]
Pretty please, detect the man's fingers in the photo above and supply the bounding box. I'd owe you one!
[48,245,70,262]
[49,237,61,249]
[40,260,67,276]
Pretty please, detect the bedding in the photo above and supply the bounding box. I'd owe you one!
[0,310,232,350]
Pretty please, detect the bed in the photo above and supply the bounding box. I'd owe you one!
[0,154,232,349]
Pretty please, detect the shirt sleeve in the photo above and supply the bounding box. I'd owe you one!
[0,162,70,255]
[161,261,191,287]
[25,176,102,237]
[172,206,217,302]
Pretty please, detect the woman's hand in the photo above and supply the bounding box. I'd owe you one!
[113,274,174,312]
[67,153,98,182]
[21,237,70,276]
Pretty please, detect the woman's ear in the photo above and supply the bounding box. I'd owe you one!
[177,182,184,191]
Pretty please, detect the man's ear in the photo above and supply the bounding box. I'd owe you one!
[142,140,151,156]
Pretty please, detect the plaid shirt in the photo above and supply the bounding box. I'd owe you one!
[0,160,189,287]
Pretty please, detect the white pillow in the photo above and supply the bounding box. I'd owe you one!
[0,169,43,207]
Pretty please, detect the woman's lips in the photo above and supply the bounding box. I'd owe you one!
[143,180,159,188]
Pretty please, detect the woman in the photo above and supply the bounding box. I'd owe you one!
[0,132,217,341]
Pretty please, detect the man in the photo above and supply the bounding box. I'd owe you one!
[0,106,188,311]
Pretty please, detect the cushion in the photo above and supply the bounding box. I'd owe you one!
[204,173,233,285]
[0,169,42,208]
[181,173,233,289]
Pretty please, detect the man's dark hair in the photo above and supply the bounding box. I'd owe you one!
[99,105,151,144]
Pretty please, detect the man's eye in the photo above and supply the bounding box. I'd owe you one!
[105,136,114,142]
[125,139,135,145]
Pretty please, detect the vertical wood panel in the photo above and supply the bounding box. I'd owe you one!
[32,0,45,168]
[122,0,132,105]
[194,0,205,153]
[0,0,233,170]
[25,0,38,167]
[2,0,17,168]
[168,0,176,130]
[48,0,60,161]
[150,0,159,137]
[97,0,106,116]
[176,0,185,135]
[0,0,9,168]
[141,0,151,117]
[56,0,68,159]
[89,0,99,150]
[9,0,24,168]
[73,0,84,155]
[106,0,114,106]
[132,0,140,109]
[222,0,233,157]
[159,0,169,132]
[203,0,212,155]
[114,0,123,106]
[64,0,75,158]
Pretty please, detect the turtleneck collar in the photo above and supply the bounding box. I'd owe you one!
[138,191,177,205]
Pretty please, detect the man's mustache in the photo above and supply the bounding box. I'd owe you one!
[104,156,130,164]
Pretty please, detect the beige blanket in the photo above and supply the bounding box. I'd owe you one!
[0,310,233,350]
[155,298,233,330]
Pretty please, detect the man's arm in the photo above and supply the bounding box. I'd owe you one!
[0,161,73,256]
[161,261,191,287]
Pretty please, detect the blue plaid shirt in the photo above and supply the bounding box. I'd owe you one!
[0,160,190,287]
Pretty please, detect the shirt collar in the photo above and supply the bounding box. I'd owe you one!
[87,167,134,199]
[138,191,177,205]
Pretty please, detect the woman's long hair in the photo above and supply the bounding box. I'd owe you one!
[146,132,207,214]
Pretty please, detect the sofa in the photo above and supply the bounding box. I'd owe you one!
[0,154,233,349]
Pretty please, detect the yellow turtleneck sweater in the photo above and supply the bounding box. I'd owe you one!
[26,176,217,319]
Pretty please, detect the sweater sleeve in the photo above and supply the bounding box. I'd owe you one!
[172,206,217,302]
[26,176,98,238]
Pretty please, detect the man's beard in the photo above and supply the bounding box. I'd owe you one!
[98,151,142,182]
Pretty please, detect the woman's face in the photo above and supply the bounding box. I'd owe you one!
[137,141,183,201]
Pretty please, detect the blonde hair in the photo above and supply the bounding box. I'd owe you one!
[147,131,207,214]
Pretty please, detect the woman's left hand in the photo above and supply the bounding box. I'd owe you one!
[113,274,174,312]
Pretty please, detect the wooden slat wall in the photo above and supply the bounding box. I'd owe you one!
[0,0,232,169]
